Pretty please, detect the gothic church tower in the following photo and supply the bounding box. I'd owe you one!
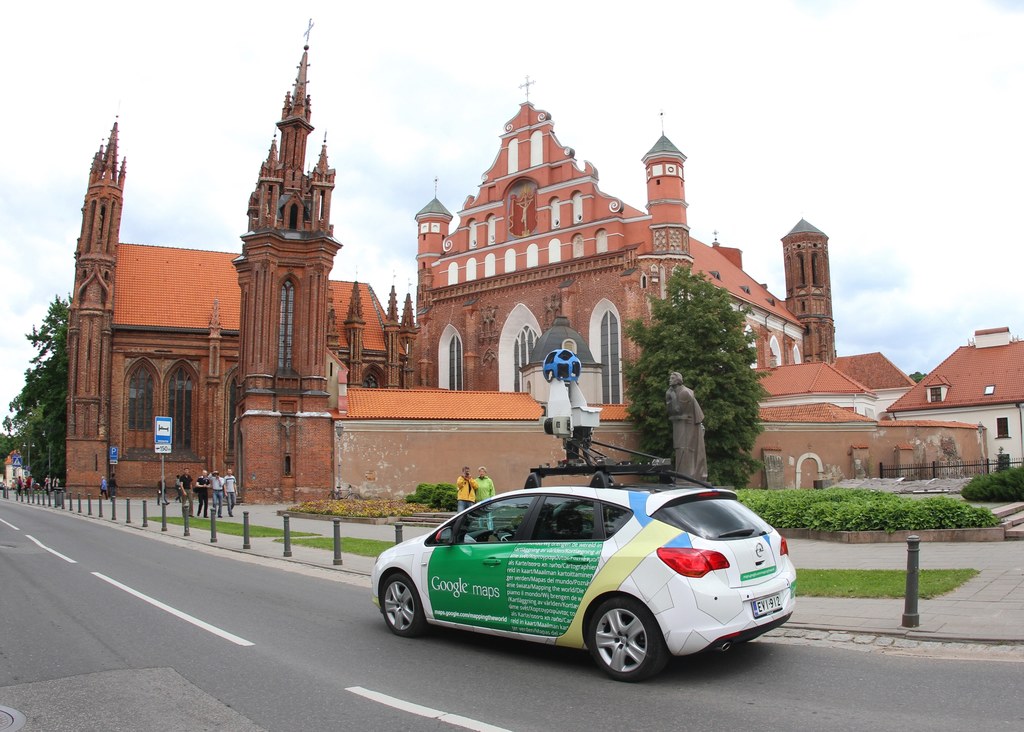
[782,218,835,363]
[66,122,125,488]
[234,45,341,502]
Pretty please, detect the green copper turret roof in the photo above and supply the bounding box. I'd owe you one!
[415,197,453,220]
[643,134,685,162]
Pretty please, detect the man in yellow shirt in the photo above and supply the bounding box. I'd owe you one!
[456,466,477,512]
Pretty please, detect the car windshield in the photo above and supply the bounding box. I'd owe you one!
[652,495,772,541]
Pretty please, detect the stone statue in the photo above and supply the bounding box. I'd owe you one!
[666,371,708,482]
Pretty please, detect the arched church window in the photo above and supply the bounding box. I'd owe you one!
[600,310,621,403]
[487,215,496,244]
[572,192,584,222]
[484,253,496,277]
[227,376,238,453]
[548,238,561,264]
[288,203,299,230]
[466,258,478,281]
[449,335,464,390]
[530,130,543,167]
[127,367,154,442]
[572,234,584,258]
[811,252,821,286]
[507,139,519,175]
[447,262,459,286]
[550,197,561,229]
[363,372,380,388]
[278,281,295,370]
[468,219,478,248]
[526,243,539,268]
[504,249,517,273]
[514,326,537,392]
[168,366,193,449]
[596,229,608,253]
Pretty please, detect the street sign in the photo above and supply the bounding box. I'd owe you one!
[154,416,173,454]
[11,454,22,467]
[110,446,119,464]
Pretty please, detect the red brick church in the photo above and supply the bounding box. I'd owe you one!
[64,43,846,499]
[65,46,415,500]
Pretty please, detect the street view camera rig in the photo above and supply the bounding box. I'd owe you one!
[527,349,713,490]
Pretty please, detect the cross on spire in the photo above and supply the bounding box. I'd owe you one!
[519,75,535,102]
[304,18,314,44]
[434,176,439,197]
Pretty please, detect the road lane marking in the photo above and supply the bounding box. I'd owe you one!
[0,516,20,530]
[346,686,513,732]
[91,572,255,647]
[25,534,77,563]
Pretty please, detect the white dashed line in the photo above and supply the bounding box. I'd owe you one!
[0,516,19,530]
[25,534,77,563]
[91,572,255,646]
[346,686,513,732]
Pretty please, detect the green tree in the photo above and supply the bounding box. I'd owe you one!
[909,371,926,383]
[3,295,69,479]
[624,267,764,487]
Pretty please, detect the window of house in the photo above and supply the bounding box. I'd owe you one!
[929,386,943,403]
[997,417,1010,439]
[984,385,995,396]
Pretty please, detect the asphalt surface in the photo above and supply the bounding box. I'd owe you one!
[7,493,1024,647]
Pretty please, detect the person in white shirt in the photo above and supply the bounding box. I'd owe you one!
[222,469,237,517]
[210,470,224,518]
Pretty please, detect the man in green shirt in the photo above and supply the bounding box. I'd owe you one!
[476,466,496,502]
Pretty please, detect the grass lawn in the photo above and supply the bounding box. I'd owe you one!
[159,516,316,538]
[274,536,393,557]
[797,568,979,598]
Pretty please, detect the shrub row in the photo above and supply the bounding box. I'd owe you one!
[405,482,457,512]
[961,467,1024,502]
[736,488,999,533]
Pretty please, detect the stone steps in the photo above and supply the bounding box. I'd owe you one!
[992,502,1024,521]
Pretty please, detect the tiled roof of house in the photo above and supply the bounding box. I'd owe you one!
[887,419,981,429]
[345,388,544,420]
[689,238,798,325]
[889,338,1024,412]
[760,403,876,423]
[834,352,915,390]
[114,243,389,351]
[758,362,874,398]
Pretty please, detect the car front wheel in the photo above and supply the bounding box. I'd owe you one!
[381,573,427,637]
[587,596,668,681]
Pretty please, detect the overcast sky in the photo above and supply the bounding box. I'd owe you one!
[1,0,1021,429]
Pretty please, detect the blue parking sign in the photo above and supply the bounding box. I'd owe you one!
[110,446,119,464]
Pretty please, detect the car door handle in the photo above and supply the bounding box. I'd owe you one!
[483,557,502,566]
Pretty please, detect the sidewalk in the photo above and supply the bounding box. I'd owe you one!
[10,496,1024,646]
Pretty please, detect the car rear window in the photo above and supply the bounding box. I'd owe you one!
[652,495,772,540]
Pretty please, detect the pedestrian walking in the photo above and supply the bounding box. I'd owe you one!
[222,469,237,517]
[210,470,225,518]
[100,475,108,500]
[194,470,210,518]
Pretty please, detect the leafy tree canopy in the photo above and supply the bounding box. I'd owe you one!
[624,267,764,487]
[3,295,68,479]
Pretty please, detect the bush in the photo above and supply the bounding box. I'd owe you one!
[961,467,1024,502]
[293,498,432,518]
[405,482,457,511]
[737,488,999,533]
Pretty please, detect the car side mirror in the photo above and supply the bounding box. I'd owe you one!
[434,526,454,545]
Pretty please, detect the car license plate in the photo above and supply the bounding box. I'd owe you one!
[752,592,784,618]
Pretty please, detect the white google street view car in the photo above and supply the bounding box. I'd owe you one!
[372,484,796,681]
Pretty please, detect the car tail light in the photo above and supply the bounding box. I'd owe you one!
[656,547,730,578]
[779,536,789,556]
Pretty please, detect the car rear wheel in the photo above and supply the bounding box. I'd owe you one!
[381,573,427,637]
[587,596,668,681]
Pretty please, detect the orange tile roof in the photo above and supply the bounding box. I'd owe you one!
[689,238,798,325]
[345,388,544,420]
[889,339,1024,412]
[888,419,981,429]
[758,362,874,398]
[760,403,876,424]
[834,352,915,390]
[596,404,630,421]
[114,243,389,351]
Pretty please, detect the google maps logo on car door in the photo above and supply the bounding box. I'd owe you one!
[427,541,602,635]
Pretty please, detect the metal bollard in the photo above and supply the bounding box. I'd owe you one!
[110,497,117,522]
[183,509,190,537]
[902,535,921,628]
[78,493,82,514]
[210,511,218,543]
[283,513,292,557]
[142,500,148,528]
[126,498,132,524]
[161,502,167,532]
[88,496,92,516]
[98,496,104,518]
[242,511,251,550]
[395,522,404,545]
[333,518,343,566]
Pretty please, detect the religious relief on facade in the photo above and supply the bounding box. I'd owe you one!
[478,305,499,343]
[481,347,497,366]
[506,180,537,238]
[544,293,562,328]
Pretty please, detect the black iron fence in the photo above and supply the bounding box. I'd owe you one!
[879,456,1024,480]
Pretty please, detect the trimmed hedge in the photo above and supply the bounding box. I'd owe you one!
[405,482,457,512]
[737,488,999,533]
[961,467,1024,502]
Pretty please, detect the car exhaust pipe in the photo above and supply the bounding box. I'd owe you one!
[717,641,732,652]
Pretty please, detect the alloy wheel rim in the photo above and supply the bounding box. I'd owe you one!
[595,608,647,672]
[384,582,415,630]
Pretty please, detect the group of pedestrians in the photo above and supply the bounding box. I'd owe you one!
[171,468,237,518]
[456,465,495,512]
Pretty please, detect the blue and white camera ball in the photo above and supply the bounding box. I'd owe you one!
[542,349,582,383]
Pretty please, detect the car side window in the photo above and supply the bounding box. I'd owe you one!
[601,503,633,538]
[454,496,534,544]
[531,497,597,541]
